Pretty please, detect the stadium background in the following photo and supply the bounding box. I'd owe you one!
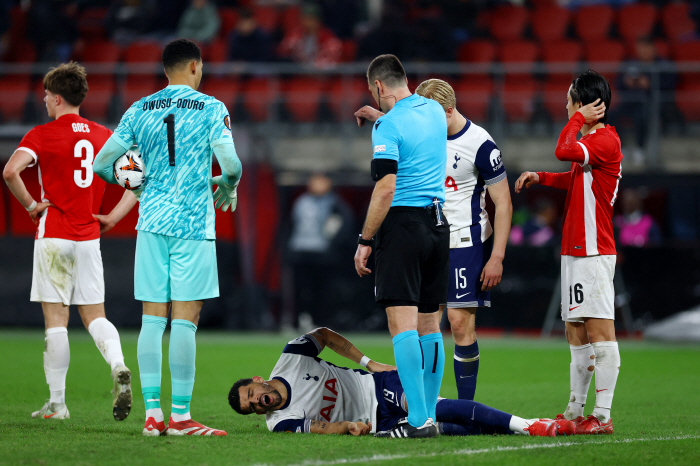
[0,0,699,337]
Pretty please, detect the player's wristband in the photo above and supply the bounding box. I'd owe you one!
[357,234,373,246]
[26,200,37,212]
[359,356,371,368]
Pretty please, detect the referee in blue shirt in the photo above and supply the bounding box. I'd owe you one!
[354,55,449,439]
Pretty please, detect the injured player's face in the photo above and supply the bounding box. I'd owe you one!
[241,382,283,415]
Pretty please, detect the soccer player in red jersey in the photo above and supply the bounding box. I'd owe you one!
[2,63,137,421]
[515,70,622,435]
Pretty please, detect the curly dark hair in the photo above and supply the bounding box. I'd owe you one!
[228,378,254,415]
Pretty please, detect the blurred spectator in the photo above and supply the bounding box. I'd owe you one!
[610,38,677,164]
[27,0,79,62]
[286,173,355,327]
[0,0,12,59]
[177,0,220,43]
[154,0,189,35]
[228,8,273,62]
[615,188,662,247]
[510,200,558,247]
[105,0,157,46]
[357,0,411,60]
[277,3,342,66]
[320,0,360,39]
[404,1,454,61]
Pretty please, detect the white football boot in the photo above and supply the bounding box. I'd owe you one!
[112,364,132,421]
[32,400,70,419]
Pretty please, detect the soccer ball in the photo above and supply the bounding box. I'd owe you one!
[113,146,145,191]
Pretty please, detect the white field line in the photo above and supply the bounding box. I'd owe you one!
[252,435,700,466]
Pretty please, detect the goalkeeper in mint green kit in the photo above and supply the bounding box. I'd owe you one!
[93,39,241,437]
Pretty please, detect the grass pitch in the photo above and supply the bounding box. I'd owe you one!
[1,330,699,466]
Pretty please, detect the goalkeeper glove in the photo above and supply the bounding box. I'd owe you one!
[212,176,239,212]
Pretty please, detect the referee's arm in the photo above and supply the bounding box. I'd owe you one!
[355,173,395,276]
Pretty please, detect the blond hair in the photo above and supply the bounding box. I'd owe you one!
[43,62,88,107]
[415,79,456,113]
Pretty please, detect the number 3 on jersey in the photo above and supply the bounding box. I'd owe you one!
[74,139,94,188]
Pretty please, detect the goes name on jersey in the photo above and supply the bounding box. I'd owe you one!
[142,97,206,111]
[71,122,90,133]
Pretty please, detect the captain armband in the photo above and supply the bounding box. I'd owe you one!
[371,158,398,181]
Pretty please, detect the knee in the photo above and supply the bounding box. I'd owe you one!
[449,316,475,343]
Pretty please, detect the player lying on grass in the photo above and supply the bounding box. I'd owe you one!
[228,328,574,437]
[3,62,136,422]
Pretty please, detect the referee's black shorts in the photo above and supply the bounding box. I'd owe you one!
[374,206,450,313]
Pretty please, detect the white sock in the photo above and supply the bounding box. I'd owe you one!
[171,412,191,422]
[146,408,164,423]
[591,341,620,423]
[45,327,70,405]
[88,317,125,371]
[563,343,595,420]
[509,416,538,435]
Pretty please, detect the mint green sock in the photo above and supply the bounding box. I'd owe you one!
[137,315,167,411]
[170,319,197,415]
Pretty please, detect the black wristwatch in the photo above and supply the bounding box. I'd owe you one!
[357,234,374,246]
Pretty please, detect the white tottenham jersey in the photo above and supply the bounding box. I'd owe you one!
[444,120,507,249]
[265,334,378,433]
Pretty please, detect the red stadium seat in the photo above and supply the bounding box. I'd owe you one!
[340,40,357,62]
[584,40,626,64]
[654,39,670,59]
[584,40,625,83]
[242,78,279,122]
[98,184,139,238]
[0,76,30,122]
[77,7,109,40]
[574,5,614,41]
[499,41,539,79]
[542,78,574,122]
[327,77,371,122]
[120,79,160,113]
[123,42,162,63]
[675,82,700,122]
[531,6,570,41]
[489,5,529,42]
[218,8,239,39]
[280,6,301,34]
[199,77,239,117]
[501,78,539,122]
[282,77,324,122]
[3,40,37,65]
[81,76,115,122]
[254,6,280,33]
[541,40,582,81]
[9,165,41,237]
[205,39,229,63]
[661,2,696,42]
[673,41,700,85]
[454,77,493,122]
[81,76,115,121]
[82,41,120,63]
[617,3,657,43]
[457,40,497,63]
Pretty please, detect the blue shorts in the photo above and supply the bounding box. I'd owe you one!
[373,371,408,431]
[445,236,492,309]
[134,230,219,302]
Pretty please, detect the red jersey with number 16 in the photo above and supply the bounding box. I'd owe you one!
[16,114,112,241]
[537,112,623,257]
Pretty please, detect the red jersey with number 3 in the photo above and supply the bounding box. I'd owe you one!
[537,112,623,257]
[16,114,112,241]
